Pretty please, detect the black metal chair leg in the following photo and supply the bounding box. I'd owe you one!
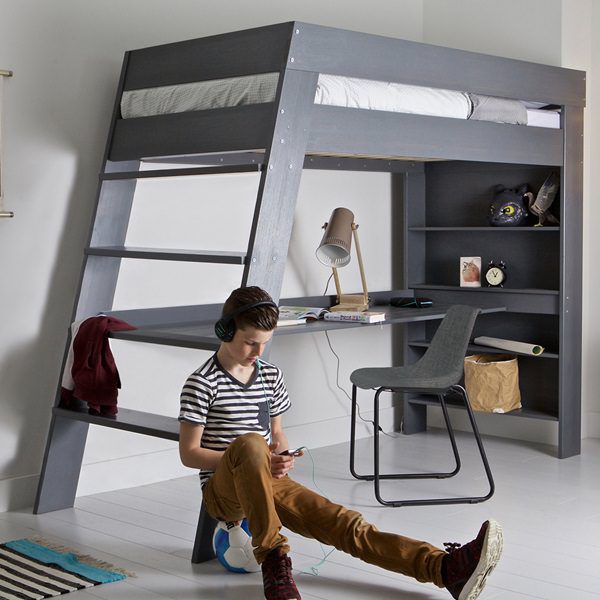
[364,388,495,507]
[349,384,366,480]
[351,388,462,484]
[452,385,495,502]
[439,393,461,478]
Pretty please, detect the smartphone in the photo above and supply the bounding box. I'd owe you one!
[280,447,303,457]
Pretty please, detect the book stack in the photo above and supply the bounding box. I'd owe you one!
[323,311,386,324]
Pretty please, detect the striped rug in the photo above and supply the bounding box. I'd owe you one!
[0,539,128,599]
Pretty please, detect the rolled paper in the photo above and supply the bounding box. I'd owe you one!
[474,336,544,356]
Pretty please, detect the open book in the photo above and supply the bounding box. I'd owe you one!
[278,306,330,321]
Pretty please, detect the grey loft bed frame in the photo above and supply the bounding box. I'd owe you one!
[35,23,584,556]
[105,20,584,301]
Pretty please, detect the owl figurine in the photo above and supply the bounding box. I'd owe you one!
[488,184,532,227]
[529,171,560,227]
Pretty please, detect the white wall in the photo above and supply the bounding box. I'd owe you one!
[0,0,597,511]
[570,0,600,437]
[423,0,563,65]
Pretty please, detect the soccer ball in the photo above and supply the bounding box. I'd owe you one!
[212,519,261,573]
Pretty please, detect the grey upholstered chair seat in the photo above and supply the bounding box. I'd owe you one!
[351,365,459,394]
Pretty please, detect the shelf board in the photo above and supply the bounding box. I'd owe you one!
[85,246,246,264]
[409,226,560,232]
[407,395,558,421]
[53,407,179,441]
[109,291,505,351]
[411,284,559,295]
[408,340,559,359]
[101,163,262,180]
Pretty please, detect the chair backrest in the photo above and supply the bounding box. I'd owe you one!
[417,305,480,387]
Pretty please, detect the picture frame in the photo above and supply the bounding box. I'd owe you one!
[460,256,481,287]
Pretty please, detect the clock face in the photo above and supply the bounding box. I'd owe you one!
[485,266,505,286]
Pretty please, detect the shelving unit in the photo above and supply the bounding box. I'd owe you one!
[397,160,579,457]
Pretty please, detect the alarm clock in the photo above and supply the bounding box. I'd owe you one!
[484,261,507,287]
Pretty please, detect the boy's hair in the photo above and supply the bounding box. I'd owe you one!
[222,286,279,331]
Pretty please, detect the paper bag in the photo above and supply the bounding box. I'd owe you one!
[464,354,521,413]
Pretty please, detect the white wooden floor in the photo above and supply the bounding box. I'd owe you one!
[2,430,600,600]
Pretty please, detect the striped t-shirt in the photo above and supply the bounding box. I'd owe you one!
[179,354,291,486]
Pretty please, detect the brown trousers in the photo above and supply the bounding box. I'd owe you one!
[202,433,445,586]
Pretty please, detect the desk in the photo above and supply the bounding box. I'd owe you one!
[109,289,505,351]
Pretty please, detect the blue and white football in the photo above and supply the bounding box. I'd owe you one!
[212,518,261,573]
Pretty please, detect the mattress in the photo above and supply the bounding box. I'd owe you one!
[121,72,560,129]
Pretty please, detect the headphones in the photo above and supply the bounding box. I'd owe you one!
[214,300,278,342]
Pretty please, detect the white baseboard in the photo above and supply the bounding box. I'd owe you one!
[0,474,39,512]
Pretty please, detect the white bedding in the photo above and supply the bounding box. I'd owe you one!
[314,74,471,119]
[120,72,560,129]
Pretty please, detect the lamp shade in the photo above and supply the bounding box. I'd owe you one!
[315,207,354,267]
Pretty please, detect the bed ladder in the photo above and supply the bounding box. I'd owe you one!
[33,55,319,563]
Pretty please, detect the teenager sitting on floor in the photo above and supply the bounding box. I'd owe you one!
[178,285,503,600]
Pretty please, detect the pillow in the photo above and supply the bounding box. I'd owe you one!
[468,93,527,125]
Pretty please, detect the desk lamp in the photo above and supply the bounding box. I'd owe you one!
[316,207,369,312]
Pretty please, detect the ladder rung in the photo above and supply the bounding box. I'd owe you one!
[86,246,246,264]
[53,407,179,441]
[101,164,263,180]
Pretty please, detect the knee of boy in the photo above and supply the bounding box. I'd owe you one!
[232,432,269,460]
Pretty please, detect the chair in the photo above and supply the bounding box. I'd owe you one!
[191,500,217,563]
[349,304,495,507]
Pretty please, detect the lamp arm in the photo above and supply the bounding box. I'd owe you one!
[352,224,369,304]
[332,267,343,302]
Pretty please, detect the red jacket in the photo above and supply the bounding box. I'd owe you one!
[61,316,136,416]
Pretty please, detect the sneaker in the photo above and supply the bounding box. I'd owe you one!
[442,519,503,600]
[261,547,301,600]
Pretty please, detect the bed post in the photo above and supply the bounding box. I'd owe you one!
[559,104,583,458]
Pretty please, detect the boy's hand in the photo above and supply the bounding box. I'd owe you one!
[269,442,297,479]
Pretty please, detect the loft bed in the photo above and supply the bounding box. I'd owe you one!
[97,21,583,458]
[100,19,585,302]
[35,21,585,536]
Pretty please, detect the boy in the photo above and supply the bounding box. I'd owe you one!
[179,286,503,600]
